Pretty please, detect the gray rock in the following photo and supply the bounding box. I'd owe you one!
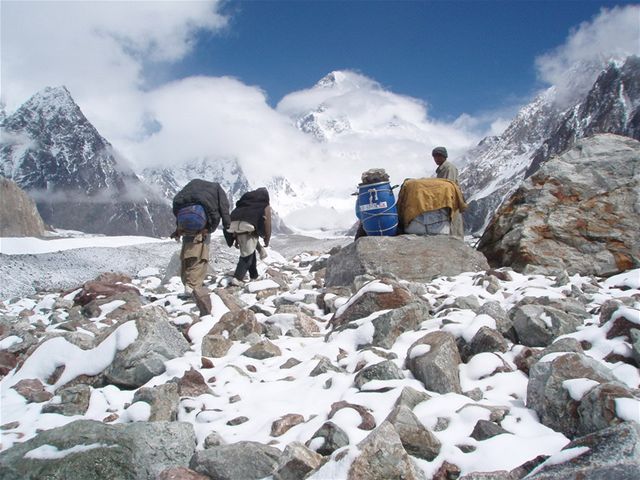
[386,405,441,461]
[132,383,179,422]
[326,235,489,287]
[441,295,481,312]
[104,307,190,388]
[478,134,640,276]
[526,422,640,479]
[462,326,508,362]
[511,304,582,347]
[208,309,263,341]
[0,177,46,237]
[631,329,640,365]
[406,331,462,394]
[576,382,637,436]
[354,360,404,389]
[393,386,431,410]
[242,340,282,360]
[309,356,343,377]
[347,421,425,480]
[203,431,225,449]
[305,421,350,456]
[527,353,618,437]
[0,419,196,480]
[369,302,430,349]
[42,385,91,416]
[470,420,510,441]
[478,301,514,340]
[201,334,233,358]
[274,442,324,480]
[189,441,281,480]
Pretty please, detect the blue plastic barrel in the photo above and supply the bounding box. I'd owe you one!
[356,181,399,236]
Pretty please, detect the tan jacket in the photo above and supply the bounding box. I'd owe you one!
[397,178,467,228]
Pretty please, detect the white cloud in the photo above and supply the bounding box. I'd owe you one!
[535,5,640,105]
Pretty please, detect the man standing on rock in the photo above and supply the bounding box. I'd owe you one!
[432,146,464,238]
[171,179,231,316]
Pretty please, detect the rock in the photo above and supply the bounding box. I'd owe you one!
[511,304,582,347]
[11,378,52,403]
[525,422,640,479]
[203,431,225,449]
[0,351,18,377]
[393,386,431,410]
[576,382,637,436]
[305,421,350,456]
[386,405,441,461]
[132,383,179,421]
[461,326,508,362]
[354,360,404,389]
[526,353,619,437]
[177,368,212,397]
[369,302,430,349]
[606,309,640,340]
[201,334,233,358]
[0,419,196,480]
[478,301,514,339]
[347,421,424,480]
[104,307,190,388]
[406,331,462,394]
[271,414,305,437]
[42,385,91,416]
[478,134,640,276]
[242,340,282,360]
[189,442,281,480]
[631,329,640,365]
[157,467,210,480]
[74,273,139,307]
[470,420,510,441]
[329,279,419,330]
[309,356,343,377]
[274,442,324,480]
[441,295,481,312]
[208,309,263,341]
[329,401,376,430]
[326,235,489,287]
[0,178,47,237]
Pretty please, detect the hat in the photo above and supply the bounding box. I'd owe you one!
[432,146,448,158]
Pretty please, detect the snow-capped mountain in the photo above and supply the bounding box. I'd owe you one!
[0,87,173,236]
[461,56,640,234]
[141,157,251,207]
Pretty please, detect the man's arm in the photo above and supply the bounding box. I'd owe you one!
[262,205,272,247]
[218,186,231,230]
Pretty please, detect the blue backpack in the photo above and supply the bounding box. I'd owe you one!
[176,204,207,233]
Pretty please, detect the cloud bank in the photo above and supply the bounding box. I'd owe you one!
[2,2,639,230]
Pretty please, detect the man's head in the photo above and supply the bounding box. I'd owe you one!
[432,146,448,166]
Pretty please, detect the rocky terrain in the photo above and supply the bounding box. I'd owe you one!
[0,231,638,479]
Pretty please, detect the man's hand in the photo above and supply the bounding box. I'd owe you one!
[170,229,181,241]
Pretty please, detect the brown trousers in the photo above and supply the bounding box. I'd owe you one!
[180,233,212,316]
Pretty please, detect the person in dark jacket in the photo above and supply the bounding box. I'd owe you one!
[171,179,231,315]
[227,187,272,286]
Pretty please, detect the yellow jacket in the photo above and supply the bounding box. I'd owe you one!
[397,178,467,227]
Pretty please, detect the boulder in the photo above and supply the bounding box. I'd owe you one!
[478,134,640,276]
[208,309,263,341]
[0,177,46,237]
[42,385,91,416]
[511,304,582,347]
[242,340,282,360]
[305,421,350,456]
[406,331,462,394]
[189,442,281,480]
[470,420,510,441]
[201,334,233,358]
[132,383,179,421]
[104,307,190,388]
[274,442,324,480]
[347,421,425,480]
[0,419,196,480]
[325,235,489,287]
[386,405,441,461]
[354,360,404,389]
[369,303,430,349]
[526,353,624,437]
[525,422,640,479]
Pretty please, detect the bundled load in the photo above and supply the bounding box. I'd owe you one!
[397,178,467,236]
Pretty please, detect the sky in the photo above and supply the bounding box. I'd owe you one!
[1,0,639,228]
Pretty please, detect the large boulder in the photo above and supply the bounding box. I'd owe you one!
[405,331,462,394]
[526,422,640,479]
[189,442,281,480]
[0,177,47,237]
[0,419,196,480]
[325,235,489,287]
[104,307,190,388]
[478,134,640,276]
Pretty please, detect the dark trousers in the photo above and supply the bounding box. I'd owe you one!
[234,252,258,280]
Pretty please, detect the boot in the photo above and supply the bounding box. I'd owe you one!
[192,287,212,316]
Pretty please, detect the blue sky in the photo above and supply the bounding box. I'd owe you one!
[168,0,637,119]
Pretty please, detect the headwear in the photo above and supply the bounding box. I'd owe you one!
[432,146,448,158]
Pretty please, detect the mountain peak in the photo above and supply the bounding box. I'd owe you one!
[315,70,379,91]
[18,86,80,120]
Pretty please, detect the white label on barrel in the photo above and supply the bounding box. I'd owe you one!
[360,201,387,212]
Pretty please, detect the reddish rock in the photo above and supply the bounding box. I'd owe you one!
[178,368,212,397]
[74,273,139,307]
[12,378,53,403]
[329,401,376,430]
[157,467,210,480]
[0,351,18,377]
[271,413,305,437]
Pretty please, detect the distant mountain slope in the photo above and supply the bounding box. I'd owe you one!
[460,56,640,235]
[0,87,173,236]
